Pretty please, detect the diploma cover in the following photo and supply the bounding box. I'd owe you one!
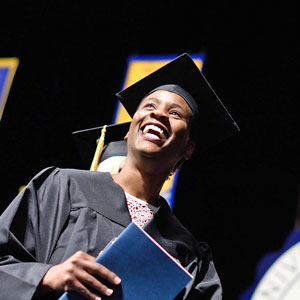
[59,222,193,300]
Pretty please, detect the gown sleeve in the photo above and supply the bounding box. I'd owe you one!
[182,242,222,300]
[145,199,222,300]
[0,167,71,300]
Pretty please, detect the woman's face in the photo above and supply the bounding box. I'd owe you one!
[125,90,195,168]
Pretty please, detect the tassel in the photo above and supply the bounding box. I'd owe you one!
[90,125,107,171]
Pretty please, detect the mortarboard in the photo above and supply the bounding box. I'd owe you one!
[116,53,240,155]
[72,122,130,172]
[73,53,239,171]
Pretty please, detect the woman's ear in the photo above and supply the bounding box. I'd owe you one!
[124,131,129,141]
[183,140,195,161]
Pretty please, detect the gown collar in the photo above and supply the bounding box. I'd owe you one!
[77,171,194,262]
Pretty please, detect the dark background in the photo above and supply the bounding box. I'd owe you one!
[1,1,299,299]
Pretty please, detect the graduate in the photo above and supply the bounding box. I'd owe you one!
[0,53,239,300]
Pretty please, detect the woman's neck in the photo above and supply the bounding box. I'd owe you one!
[111,161,169,207]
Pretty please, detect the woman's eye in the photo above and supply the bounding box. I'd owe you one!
[144,103,155,109]
[170,111,182,118]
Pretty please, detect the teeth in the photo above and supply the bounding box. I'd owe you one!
[143,124,167,139]
[144,124,163,134]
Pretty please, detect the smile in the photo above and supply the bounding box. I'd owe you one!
[141,123,169,140]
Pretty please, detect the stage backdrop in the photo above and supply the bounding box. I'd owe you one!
[0,58,19,121]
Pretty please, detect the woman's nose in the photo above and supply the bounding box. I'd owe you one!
[150,109,168,120]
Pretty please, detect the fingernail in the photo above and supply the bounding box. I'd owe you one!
[106,288,113,296]
[114,276,121,284]
[95,297,101,300]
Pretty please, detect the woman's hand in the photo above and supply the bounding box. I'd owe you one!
[39,250,121,300]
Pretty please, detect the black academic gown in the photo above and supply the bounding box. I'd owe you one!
[0,167,222,300]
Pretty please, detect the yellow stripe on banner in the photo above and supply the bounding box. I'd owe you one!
[114,54,204,208]
[0,57,19,121]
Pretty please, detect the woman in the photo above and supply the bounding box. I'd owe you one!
[0,53,239,299]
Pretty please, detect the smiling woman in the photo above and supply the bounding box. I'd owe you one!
[124,90,194,179]
[0,53,239,300]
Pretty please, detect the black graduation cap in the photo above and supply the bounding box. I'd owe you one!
[116,53,240,154]
[72,122,130,171]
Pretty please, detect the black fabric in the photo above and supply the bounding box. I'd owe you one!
[116,53,239,155]
[100,140,127,162]
[146,84,199,118]
[0,167,222,299]
[72,122,130,170]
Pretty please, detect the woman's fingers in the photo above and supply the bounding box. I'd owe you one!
[64,251,121,297]
[40,250,121,299]
[84,260,121,285]
[70,251,121,285]
[64,277,103,300]
[76,267,115,297]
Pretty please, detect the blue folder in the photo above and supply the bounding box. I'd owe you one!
[59,222,193,300]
